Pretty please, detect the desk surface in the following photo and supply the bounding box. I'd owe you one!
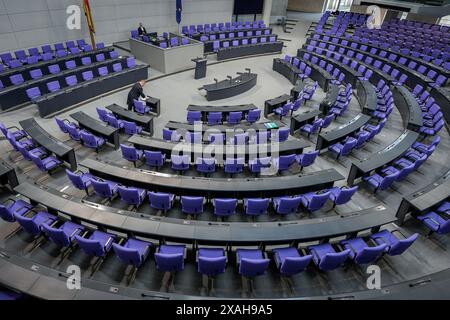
[187,104,257,113]
[128,135,309,155]
[203,73,257,92]
[19,118,73,157]
[70,111,118,136]
[292,110,322,123]
[0,160,13,176]
[106,103,154,123]
[319,114,371,144]
[15,182,394,245]
[81,158,344,197]
[356,79,377,113]
[353,130,419,173]
[166,120,285,133]
[393,85,424,130]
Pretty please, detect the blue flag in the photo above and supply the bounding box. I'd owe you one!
[176,0,182,25]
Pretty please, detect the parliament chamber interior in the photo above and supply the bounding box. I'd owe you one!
[0,0,449,302]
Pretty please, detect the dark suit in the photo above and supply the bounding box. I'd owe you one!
[138,26,147,36]
[127,82,146,110]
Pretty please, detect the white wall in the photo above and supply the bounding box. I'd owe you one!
[0,0,233,53]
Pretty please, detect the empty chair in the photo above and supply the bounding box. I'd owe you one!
[75,231,116,273]
[328,137,357,159]
[118,186,147,208]
[300,119,322,138]
[412,136,440,154]
[48,64,61,74]
[236,249,270,277]
[273,196,302,215]
[171,154,190,173]
[123,120,142,135]
[10,74,24,85]
[0,122,27,140]
[187,111,201,124]
[133,100,150,114]
[0,199,33,222]
[80,131,105,152]
[29,69,43,80]
[144,150,165,169]
[296,151,319,171]
[41,221,85,250]
[369,229,419,256]
[341,238,387,264]
[329,186,358,207]
[301,190,331,212]
[207,112,222,125]
[272,128,290,142]
[308,243,350,271]
[96,107,111,123]
[98,66,108,76]
[65,169,93,195]
[81,57,92,66]
[417,211,450,236]
[66,123,83,141]
[112,238,151,282]
[14,210,57,237]
[186,131,202,144]
[196,157,216,175]
[273,247,312,276]
[154,244,185,272]
[46,80,61,93]
[29,153,62,173]
[65,75,78,87]
[149,192,175,212]
[120,144,143,167]
[162,128,181,142]
[82,70,94,81]
[363,171,399,193]
[249,157,272,175]
[273,154,296,172]
[224,158,244,176]
[112,63,122,72]
[243,198,270,216]
[65,60,76,70]
[91,179,119,201]
[181,196,204,217]
[274,102,292,119]
[227,111,243,124]
[198,248,227,277]
[213,198,237,217]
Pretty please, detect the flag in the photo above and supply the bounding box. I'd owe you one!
[83,0,95,33]
[176,0,182,25]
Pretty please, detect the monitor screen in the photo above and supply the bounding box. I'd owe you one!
[233,0,264,15]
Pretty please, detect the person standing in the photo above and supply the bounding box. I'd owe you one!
[127,79,147,111]
[137,23,147,36]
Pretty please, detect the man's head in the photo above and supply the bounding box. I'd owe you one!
[139,22,143,27]
[139,79,146,87]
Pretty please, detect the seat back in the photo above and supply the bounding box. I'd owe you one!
[307,190,331,211]
[118,186,143,205]
[239,258,270,277]
[334,186,358,205]
[14,213,43,236]
[145,150,165,167]
[277,197,301,214]
[280,255,312,275]
[354,244,387,264]
[299,151,319,167]
[198,256,227,276]
[149,192,172,210]
[318,250,350,270]
[181,196,204,214]
[41,224,71,247]
[214,198,237,216]
[66,169,87,190]
[388,233,418,256]
[76,236,105,257]
[154,253,184,272]
[245,198,270,215]
[0,204,15,222]
[91,180,113,198]
[278,154,296,170]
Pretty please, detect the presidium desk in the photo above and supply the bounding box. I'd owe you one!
[201,71,257,101]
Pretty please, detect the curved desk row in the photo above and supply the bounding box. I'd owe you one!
[355,78,378,115]
[396,170,450,225]
[217,41,283,61]
[319,83,341,115]
[127,135,309,162]
[305,36,436,90]
[14,182,395,245]
[187,103,257,122]
[165,120,285,136]
[264,94,292,117]
[290,110,322,134]
[203,34,278,53]
[105,103,154,134]
[202,72,257,101]
[190,27,272,41]
[70,111,120,149]
[0,161,18,189]
[0,57,125,111]
[392,85,423,132]
[316,114,372,151]
[80,158,344,198]
[19,118,77,170]
[0,47,114,87]
[347,130,420,186]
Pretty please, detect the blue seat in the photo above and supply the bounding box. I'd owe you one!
[300,190,332,212]
[273,154,296,173]
[274,102,292,119]
[118,186,147,208]
[187,111,202,124]
[272,128,290,142]
[29,153,62,173]
[75,230,116,258]
[207,112,222,125]
[296,151,319,171]
[14,210,57,237]
[363,171,400,193]
[213,198,237,217]
[181,196,204,216]
[171,155,190,173]
[309,243,350,271]
[249,157,272,175]
[273,247,312,276]
[155,244,186,272]
[300,119,321,137]
[196,157,216,175]
[65,169,93,195]
[41,221,85,248]
[369,230,418,256]
[227,111,243,124]
[120,144,144,167]
[144,150,166,169]
[80,131,106,152]
[341,237,387,264]
[224,158,244,175]
[243,198,270,216]
[123,121,142,135]
[417,211,450,235]
[329,186,358,207]
[163,128,181,142]
[236,249,270,277]
[149,192,175,212]
[0,199,33,222]
[273,196,302,215]
[246,109,261,123]
[328,137,357,159]
[112,238,151,268]
[198,248,227,276]
[91,179,119,201]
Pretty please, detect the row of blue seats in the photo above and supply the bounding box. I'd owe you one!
[183,20,266,35]
[0,50,119,89]
[187,109,261,125]
[199,29,271,42]
[66,168,357,214]
[0,41,105,70]
[25,57,136,102]
[417,200,450,236]
[120,143,320,174]
[94,108,143,134]
[274,82,319,119]
[212,36,277,51]
[411,84,445,136]
[0,197,418,277]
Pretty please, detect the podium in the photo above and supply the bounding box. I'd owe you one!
[192,57,207,79]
